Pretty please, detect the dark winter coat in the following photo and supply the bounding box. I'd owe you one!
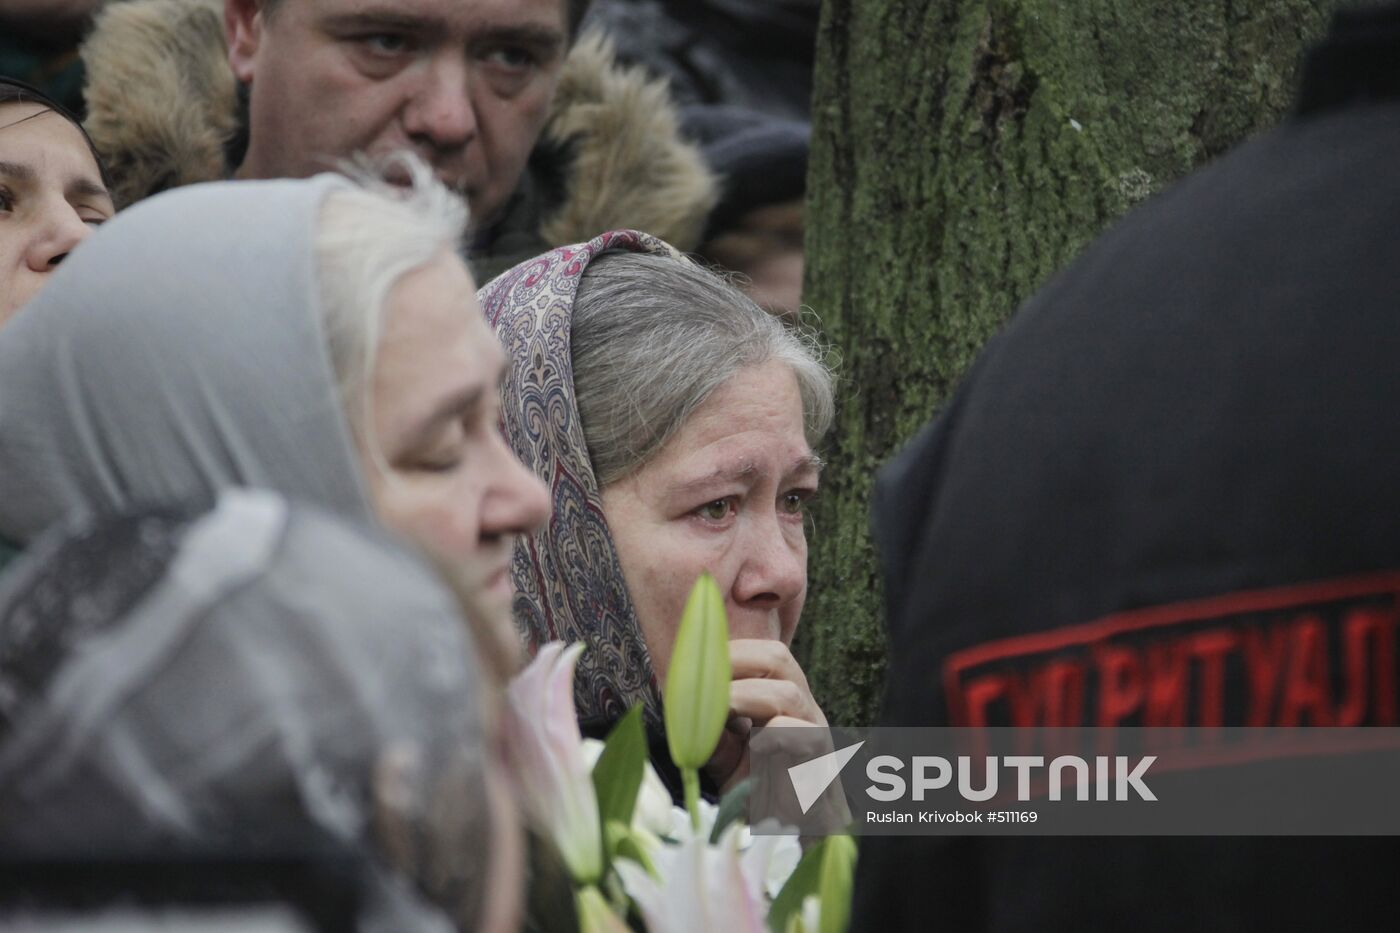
[585,0,818,121]
[77,0,718,282]
[858,6,1400,931]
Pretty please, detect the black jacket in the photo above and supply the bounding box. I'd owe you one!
[858,6,1400,930]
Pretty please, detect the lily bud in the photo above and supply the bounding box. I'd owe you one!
[664,572,731,770]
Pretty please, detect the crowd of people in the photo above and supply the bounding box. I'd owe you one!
[1,1,826,925]
[2,0,1399,929]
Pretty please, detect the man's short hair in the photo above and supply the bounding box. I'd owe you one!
[259,0,593,37]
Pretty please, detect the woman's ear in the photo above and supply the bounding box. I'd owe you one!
[225,0,265,85]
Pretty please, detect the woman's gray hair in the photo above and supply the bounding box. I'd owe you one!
[571,250,835,487]
[315,154,470,436]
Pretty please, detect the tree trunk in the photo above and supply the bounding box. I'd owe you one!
[798,0,1346,726]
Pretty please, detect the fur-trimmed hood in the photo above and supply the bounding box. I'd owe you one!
[80,0,717,252]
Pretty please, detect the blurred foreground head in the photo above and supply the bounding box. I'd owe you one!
[0,490,522,930]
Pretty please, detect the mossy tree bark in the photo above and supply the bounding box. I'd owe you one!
[798,0,1346,726]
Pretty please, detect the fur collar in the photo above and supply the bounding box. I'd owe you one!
[80,0,717,250]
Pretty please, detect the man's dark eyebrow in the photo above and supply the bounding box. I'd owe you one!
[322,13,564,55]
[0,160,36,182]
[474,24,566,52]
[323,10,450,35]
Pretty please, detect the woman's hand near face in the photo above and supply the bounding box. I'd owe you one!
[704,639,828,793]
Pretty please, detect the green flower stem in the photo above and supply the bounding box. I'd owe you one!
[683,766,701,831]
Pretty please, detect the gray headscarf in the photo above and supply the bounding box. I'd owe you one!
[0,489,489,930]
[0,176,369,544]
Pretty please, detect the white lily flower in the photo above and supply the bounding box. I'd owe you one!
[503,642,602,884]
[614,823,768,933]
[581,737,607,768]
[634,758,676,837]
[666,797,719,842]
[741,823,803,900]
[580,738,674,840]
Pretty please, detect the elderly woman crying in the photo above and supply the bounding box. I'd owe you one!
[482,231,835,795]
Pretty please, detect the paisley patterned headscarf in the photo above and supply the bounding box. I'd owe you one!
[479,230,684,730]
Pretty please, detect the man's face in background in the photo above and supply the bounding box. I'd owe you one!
[226,0,568,228]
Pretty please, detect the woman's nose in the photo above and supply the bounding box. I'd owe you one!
[25,205,93,272]
[479,431,550,542]
[731,513,806,611]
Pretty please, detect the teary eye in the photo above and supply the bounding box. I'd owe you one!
[782,487,818,516]
[698,499,732,521]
